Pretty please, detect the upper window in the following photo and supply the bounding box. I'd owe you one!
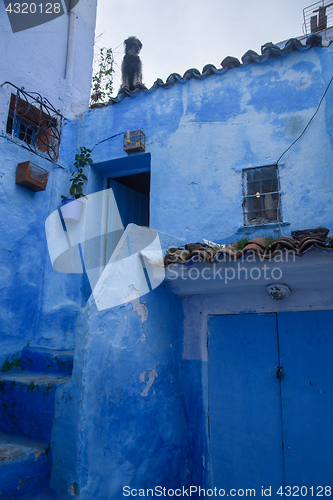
[242,165,281,226]
[6,93,53,153]
[4,84,63,161]
[7,111,37,146]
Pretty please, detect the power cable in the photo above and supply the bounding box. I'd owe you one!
[276,74,333,165]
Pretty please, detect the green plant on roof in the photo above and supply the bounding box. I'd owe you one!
[62,147,92,200]
[265,235,278,246]
[236,238,249,251]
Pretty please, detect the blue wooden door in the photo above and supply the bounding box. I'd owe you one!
[106,179,149,264]
[208,311,333,496]
[208,313,285,493]
[109,179,149,229]
[278,311,333,490]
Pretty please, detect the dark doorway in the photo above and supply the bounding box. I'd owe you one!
[108,171,150,228]
[105,171,150,265]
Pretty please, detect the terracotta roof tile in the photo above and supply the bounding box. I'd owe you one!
[107,35,323,106]
[164,226,333,267]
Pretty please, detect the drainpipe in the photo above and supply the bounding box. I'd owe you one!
[64,1,77,87]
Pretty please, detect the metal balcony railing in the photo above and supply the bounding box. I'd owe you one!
[303,1,333,35]
[1,82,63,162]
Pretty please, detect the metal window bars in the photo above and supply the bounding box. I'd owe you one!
[242,165,282,226]
[303,1,333,35]
[2,82,63,162]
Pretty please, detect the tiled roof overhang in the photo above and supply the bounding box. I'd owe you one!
[108,34,323,106]
[163,231,333,302]
[165,249,333,301]
[165,248,333,301]
[164,234,333,267]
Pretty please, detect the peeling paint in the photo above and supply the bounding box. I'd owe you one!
[126,289,148,323]
[140,368,158,397]
[17,476,25,490]
[67,484,76,497]
[34,449,44,460]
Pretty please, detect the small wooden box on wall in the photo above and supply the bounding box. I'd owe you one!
[16,161,49,192]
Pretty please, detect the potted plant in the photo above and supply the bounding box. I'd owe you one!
[61,147,92,223]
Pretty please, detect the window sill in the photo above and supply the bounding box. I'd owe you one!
[237,221,291,237]
[243,221,290,229]
[2,132,47,157]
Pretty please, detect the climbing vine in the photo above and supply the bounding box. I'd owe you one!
[90,47,114,105]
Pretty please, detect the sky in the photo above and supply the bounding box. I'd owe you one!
[94,0,316,96]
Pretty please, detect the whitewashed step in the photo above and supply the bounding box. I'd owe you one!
[0,433,51,499]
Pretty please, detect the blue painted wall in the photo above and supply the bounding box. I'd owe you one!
[0,135,84,368]
[45,41,333,498]
[2,36,333,499]
[0,140,46,368]
[51,285,189,499]
[60,43,333,245]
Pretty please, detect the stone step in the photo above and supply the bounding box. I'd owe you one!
[21,347,74,376]
[0,372,70,442]
[0,433,52,500]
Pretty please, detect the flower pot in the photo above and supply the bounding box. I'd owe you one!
[61,198,84,224]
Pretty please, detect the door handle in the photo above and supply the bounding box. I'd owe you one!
[277,366,283,379]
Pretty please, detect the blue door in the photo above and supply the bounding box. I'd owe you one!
[207,311,333,496]
[208,313,285,494]
[106,178,149,264]
[278,311,333,490]
[109,179,149,229]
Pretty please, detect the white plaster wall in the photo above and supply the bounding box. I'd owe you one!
[0,0,97,129]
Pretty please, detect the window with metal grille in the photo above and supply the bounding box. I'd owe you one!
[242,165,281,225]
[7,112,37,146]
[3,83,63,161]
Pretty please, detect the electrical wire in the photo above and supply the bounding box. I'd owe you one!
[113,42,124,51]
[90,131,125,152]
[276,74,333,165]
[276,173,285,237]
[274,73,333,236]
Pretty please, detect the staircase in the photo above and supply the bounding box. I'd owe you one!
[0,347,73,500]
